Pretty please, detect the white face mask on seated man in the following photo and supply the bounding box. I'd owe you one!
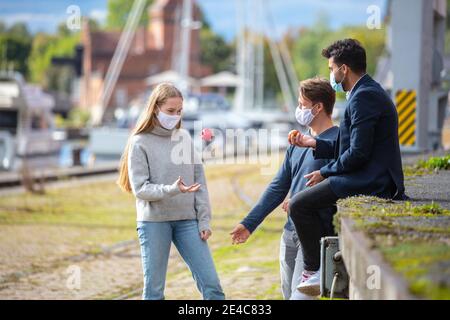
[295,104,319,127]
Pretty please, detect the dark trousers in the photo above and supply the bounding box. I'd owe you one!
[289,179,339,271]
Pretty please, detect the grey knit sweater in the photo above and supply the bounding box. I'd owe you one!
[127,126,211,232]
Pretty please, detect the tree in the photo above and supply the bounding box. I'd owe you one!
[262,36,282,101]
[339,26,386,76]
[291,15,337,82]
[200,28,233,73]
[290,17,385,84]
[0,34,31,76]
[105,0,154,30]
[445,0,450,54]
[7,22,31,40]
[0,21,6,34]
[87,18,101,32]
[0,23,32,76]
[198,7,233,73]
[28,32,80,86]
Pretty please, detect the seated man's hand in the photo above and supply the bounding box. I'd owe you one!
[293,132,317,149]
[304,170,324,187]
[230,224,251,245]
[282,199,290,213]
[288,130,300,145]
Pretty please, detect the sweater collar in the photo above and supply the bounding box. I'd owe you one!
[150,125,176,137]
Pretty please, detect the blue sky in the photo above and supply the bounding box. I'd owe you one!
[0,0,387,40]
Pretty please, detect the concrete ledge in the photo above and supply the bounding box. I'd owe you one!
[340,216,418,300]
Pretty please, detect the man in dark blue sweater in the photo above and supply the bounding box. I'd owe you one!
[230,77,339,300]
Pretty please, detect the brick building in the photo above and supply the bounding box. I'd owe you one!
[79,0,211,116]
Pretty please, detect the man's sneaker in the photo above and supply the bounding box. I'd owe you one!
[297,270,320,296]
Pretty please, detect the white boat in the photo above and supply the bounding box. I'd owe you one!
[0,71,62,171]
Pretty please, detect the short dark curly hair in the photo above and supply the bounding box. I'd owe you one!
[322,39,367,73]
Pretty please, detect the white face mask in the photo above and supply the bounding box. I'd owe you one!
[157,109,181,130]
[295,104,318,127]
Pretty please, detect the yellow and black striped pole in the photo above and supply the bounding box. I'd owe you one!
[395,90,417,147]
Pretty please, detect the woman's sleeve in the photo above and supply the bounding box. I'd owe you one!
[128,140,182,201]
[193,162,211,233]
[191,142,212,233]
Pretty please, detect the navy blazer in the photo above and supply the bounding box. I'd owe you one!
[314,74,406,199]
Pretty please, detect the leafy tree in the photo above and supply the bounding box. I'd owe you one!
[0,21,6,33]
[0,23,32,76]
[105,0,154,30]
[262,36,281,100]
[445,0,450,54]
[291,17,385,84]
[186,6,232,74]
[28,32,80,87]
[0,33,31,76]
[200,26,233,73]
[7,22,31,40]
[87,18,101,32]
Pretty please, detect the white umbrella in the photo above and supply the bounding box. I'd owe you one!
[145,70,198,86]
[200,71,241,87]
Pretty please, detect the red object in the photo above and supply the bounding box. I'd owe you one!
[201,128,213,142]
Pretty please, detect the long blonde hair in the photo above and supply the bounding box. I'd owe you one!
[117,82,183,193]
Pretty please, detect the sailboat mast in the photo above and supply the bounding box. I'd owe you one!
[179,0,194,96]
[254,0,265,110]
[92,0,147,125]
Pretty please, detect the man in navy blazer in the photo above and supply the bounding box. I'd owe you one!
[288,39,407,296]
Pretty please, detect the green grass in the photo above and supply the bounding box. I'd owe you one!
[0,182,136,226]
[403,154,450,178]
[0,181,138,253]
[380,242,450,300]
[417,154,450,171]
[0,161,285,300]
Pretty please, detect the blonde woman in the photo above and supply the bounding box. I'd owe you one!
[117,83,225,300]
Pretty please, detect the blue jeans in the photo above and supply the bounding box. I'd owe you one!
[136,219,225,300]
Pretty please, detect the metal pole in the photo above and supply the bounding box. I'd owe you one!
[255,0,265,109]
[179,0,193,96]
[263,5,296,110]
[92,0,147,126]
[234,0,246,112]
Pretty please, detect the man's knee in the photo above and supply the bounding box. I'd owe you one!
[288,197,301,218]
[289,192,313,217]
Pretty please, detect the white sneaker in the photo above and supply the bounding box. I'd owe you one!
[290,290,317,300]
[297,270,320,296]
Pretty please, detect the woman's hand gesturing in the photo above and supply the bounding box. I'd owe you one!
[176,176,201,193]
